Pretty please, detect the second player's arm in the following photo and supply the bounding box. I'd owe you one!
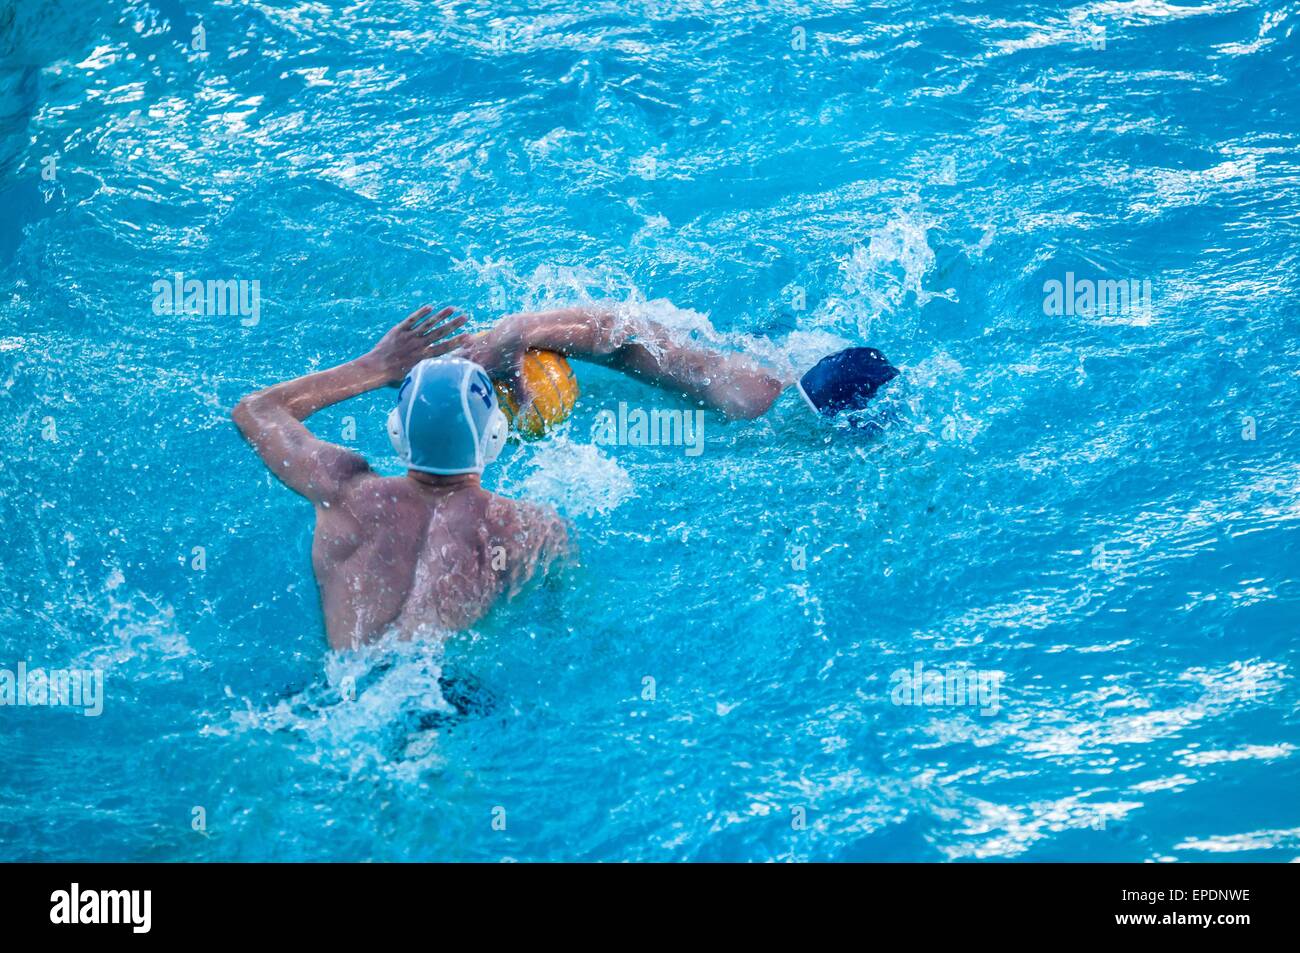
[465,307,787,420]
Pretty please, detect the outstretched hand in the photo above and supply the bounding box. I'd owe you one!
[370,305,469,386]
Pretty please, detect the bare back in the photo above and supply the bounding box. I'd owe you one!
[312,474,566,650]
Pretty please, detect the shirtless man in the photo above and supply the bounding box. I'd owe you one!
[233,303,897,649]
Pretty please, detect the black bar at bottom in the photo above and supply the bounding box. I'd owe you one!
[0,861,1289,940]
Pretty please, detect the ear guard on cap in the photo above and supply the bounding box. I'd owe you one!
[479,403,507,466]
[387,405,406,457]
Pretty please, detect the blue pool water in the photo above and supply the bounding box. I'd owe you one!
[2,0,1298,862]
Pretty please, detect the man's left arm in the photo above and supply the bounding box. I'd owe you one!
[231,305,467,504]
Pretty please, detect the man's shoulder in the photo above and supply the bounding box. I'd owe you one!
[483,491,556,524]
[479,492,518,530]
[484,494,569,557]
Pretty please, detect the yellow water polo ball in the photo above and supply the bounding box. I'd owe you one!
[492,348,579,439]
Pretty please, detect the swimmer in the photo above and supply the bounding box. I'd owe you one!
[460,305,899,426]
[233,304,897,650]
[232,305,569,650]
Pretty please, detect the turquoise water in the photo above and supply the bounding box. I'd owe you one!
[2,0,1298,861]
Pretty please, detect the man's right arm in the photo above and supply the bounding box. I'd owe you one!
[464,307,787,420]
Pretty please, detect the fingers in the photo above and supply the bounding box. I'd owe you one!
[402,304,433,328]
[423,313,468,342]
[401,306,469,357]
[414,306,457,332]
[501,352,534,404]
[427,332,470,357]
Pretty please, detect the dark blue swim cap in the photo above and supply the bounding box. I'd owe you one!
[797,347,899,418]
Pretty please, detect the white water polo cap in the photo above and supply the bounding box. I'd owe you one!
[387,357,508,475]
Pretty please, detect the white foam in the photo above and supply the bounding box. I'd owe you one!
[517,436,636,517]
